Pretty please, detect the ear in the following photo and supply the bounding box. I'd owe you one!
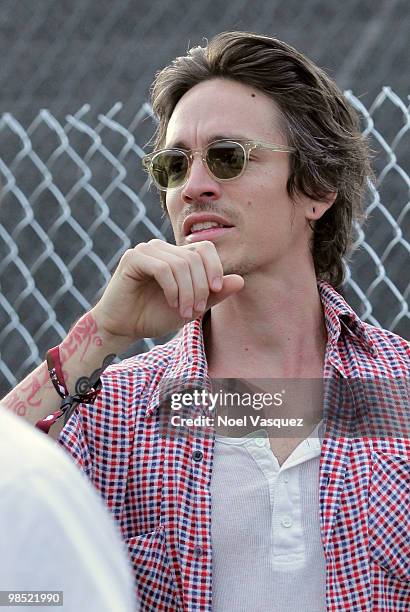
[304,192,337,221]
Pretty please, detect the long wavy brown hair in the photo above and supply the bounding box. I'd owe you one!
[149,31,372,288]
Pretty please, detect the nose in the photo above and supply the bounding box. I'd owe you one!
[180,155,222,204]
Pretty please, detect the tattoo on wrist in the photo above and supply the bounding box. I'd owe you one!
[60,312,103,363]
[74,354,116,395]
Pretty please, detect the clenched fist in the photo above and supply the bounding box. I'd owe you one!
[91,239,244,343]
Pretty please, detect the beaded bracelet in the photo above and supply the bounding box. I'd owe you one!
[35,345,101,434]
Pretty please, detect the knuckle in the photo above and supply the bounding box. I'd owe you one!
[196,240,220,263]
[133,242,147,253]
[155,260,169,274]
[188,251,202,264]
[121,248,137,264]
[175,259,190,274]
[198,240,216,252]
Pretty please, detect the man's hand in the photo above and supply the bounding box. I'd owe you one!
[2,239,243,433]
[91,239,244,342]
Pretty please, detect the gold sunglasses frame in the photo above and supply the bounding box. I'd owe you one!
[142,139,296,192]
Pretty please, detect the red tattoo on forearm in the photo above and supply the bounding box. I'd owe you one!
[60,312,102,363]
[3,389,27,416]
[19,366,51,407]
[3,365,51,416]
[2,312,103,418]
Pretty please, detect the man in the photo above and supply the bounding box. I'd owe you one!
[3,32,409,611]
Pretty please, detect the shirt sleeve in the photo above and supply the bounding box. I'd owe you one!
[58,401,94,477]
[58,368,141,519]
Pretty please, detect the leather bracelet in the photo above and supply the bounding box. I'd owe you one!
[47,345,69,397]
[35,345,102,434]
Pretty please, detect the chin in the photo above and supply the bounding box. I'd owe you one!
[222,260,258,277]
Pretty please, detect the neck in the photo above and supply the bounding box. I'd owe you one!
[204,269,328,378]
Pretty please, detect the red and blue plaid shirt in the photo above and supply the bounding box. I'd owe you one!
[60,281,410,611]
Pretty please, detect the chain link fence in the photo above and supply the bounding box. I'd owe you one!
[0,88,409,395]
[2,0,409,122]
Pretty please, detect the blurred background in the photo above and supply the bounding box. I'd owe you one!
[0,0,409,394]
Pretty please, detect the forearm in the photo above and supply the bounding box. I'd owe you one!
[1,310,132,430]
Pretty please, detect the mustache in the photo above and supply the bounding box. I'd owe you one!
[180,201,236,225]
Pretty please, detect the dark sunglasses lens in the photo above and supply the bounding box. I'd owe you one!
[207,142,245,179]
[151,151,188,189]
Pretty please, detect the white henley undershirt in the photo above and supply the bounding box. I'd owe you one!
[210,422,326,611]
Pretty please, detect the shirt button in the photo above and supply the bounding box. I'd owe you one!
[283,474,289,483]
[193,450,203,462]
[194,545,203,557]
[281,516,293,528]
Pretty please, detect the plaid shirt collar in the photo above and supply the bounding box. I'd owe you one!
[145,280,374,421]
[318,281,378,357]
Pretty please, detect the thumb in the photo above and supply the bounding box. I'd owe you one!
[206,274,244,308]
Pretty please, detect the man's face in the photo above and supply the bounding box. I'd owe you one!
[164,78,313,278]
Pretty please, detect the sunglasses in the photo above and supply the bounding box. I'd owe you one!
[142,139,295,192]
